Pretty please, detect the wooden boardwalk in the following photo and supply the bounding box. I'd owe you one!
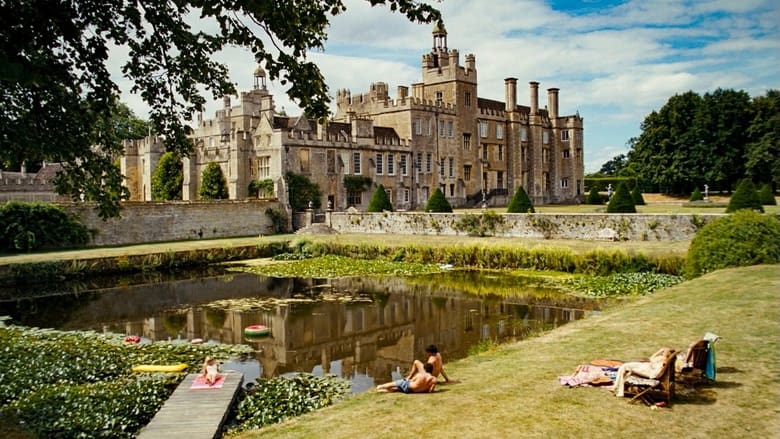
[137,372,244,439]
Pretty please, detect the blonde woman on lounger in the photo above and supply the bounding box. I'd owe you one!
[612,347,675,397]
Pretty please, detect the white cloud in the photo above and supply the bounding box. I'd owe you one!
[110,0,779,174]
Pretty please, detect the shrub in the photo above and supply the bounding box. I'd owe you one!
[151,152,183,200]
[506,186,535,213]
[425,188,452,213]
[199,162,229,200]
[631,186,646,205]
[265,208,288,233]
[453,211,506,237]
[286,172,322,211]
[689,187,704,201]
[248,179,274,198]
[726,179,763,213]
[606,182,636,213]
[367,184,393,212]
[685,210,780,277]
[585,186,602,205]
[758,183,777,205]
[0,202,89,253]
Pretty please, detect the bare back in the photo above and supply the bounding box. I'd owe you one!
[409,372,436,393]
[427,353,444,377]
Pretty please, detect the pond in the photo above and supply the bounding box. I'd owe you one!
[0,269,602,394]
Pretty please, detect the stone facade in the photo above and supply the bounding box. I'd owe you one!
[123,22,584,210]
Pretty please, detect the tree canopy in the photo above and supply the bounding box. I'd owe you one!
[0,0,440,217]
[623,88,778,194]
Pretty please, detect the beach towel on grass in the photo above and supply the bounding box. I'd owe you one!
[558,365,614,387]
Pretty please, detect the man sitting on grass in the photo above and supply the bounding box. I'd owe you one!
[377,362,437,394]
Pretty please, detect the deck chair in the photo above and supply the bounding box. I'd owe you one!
[676,339,709,385]
[623,350,677,406]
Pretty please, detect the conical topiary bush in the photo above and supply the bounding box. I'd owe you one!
[199,162,229,200]
[367,184,393,212]
[630,186,645,205]
[425,188,452,212]
[689,187,703,201]
[758,183,777,206]
[726,179,763,213]
[585,186,602,204]
[506,186,535,213]
[606,181,636,213]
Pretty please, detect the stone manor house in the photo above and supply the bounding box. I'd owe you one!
[122,23,584,211]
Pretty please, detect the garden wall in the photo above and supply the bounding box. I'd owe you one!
[327,211,723,241]
[65,200,281,246]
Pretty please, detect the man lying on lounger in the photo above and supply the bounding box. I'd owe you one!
[377,362,437,393]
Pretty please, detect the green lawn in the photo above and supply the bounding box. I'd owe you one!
[234,264,780,439]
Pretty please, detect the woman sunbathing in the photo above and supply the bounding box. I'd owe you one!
[612,347,675,397]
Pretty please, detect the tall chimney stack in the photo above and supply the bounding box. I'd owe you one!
[547,88,559,119]
[529,81,539,115]
[505,78,517,112]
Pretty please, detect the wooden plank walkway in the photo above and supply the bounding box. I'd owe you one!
[137,372,244,439]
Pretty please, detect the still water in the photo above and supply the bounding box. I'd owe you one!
[0,269,602,393]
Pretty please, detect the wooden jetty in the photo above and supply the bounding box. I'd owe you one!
[137,372,244,439]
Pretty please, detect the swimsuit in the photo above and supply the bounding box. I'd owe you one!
[395,379,412,394]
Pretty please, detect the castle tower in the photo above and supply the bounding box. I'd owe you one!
[254,65,267,91]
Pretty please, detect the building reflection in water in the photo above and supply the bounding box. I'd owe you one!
[0,271,601,394]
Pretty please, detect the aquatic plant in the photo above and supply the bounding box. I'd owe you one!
[231,373,350,432]
[561,272,684,297]
[0,325,251,437]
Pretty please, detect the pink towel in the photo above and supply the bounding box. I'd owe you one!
[190,375,225,389]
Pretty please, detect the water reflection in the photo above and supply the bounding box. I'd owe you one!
[0,271,601,394]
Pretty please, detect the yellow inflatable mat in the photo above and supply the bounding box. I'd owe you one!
[132,363,188,373]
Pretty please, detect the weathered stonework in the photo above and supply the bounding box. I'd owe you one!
[327,212,722,241]
[64,200,280,246]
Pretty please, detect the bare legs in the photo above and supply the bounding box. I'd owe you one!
[406,359,426,380]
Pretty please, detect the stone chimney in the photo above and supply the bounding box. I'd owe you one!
[505,78,517,112]
[465,54,476,72]
[397,86,409,101]
[547,88,559,119]
[529,81,539,115]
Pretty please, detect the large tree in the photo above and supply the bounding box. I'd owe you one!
[626,91,703,194]
[696,88,752,191]
[744,90,780,187]
[0,1,440,218]
[626,89,771,194]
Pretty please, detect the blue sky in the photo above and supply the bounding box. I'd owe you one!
[115,0,780,173]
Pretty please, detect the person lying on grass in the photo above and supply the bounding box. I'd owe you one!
[406,344,459,384]
[377,362,437,393]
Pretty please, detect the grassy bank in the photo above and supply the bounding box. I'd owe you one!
[0,234,689,287]
[234,264,780,439]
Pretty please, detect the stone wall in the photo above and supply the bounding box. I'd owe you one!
[65,200,281,246]
[327,211,723,241]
